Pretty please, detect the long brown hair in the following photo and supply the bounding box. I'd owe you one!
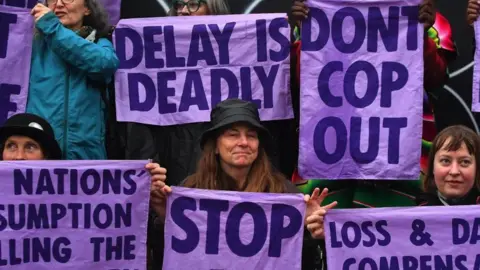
[423,125,480,193]
[183,136,287,193]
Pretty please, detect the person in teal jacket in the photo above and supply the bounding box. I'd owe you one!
[28,0,119,160]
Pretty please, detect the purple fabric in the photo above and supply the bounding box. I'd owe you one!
[163,186,306,269]
[298,0,423,180]
[0,160,150,269]
[113,14,294,126]
[472,21,480,112]
[0,5,33,125]
[99,0,120,26]
[325,205,480,269]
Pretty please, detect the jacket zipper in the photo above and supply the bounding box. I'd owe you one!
[63,70,69,159]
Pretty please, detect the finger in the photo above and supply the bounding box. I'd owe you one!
[145,163,156,169]
[151,166,167,175]
[151,174,167,183]
[310,188,320,200]
[315,188,329,205]
[323,201,338,210]
[152,180,166,189]
[303,194,311,203]
[292,5,308,13]
[150,169,167,178]
[31,5,42,15]
[291,8,308,17]
[312,209,327,217]
[292,12,308,19]
[468,7,480,14]
[469,2,480,10]
[292,2,307,10]
[420,6,434,15]
[161,185,172,194]
[418,7,434,19]
[306,214,324,224]
[307,223,322,232]
[468,15,479,24]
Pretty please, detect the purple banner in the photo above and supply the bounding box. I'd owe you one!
[298,0,424,180]
[325,205,480,269]
[0,0,36,9]
[0,160,150,269]
[0,5,33,126]
[113,14,293,126]
[472,21,480,112]
[163,187,305,269]
[99,0,120,26]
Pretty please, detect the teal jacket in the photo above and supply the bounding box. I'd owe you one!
[27,12,119,160]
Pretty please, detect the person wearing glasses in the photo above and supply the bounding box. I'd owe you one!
[27,0,119,160]
[168,0,230,16]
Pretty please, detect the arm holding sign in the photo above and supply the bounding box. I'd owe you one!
[147,162,167,183]
[32,5,119,83]
[291,0,308,27]
[420,2,456,90]
[467,0,480,25]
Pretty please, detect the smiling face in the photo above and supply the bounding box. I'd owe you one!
[47,0,91,30]
[433,138,477,199]
[2,136,45,161]
[215,123,259,170]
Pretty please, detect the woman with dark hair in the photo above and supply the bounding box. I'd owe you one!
[417,125,480,206]
[28,0,119,160]
[149,99,335,269]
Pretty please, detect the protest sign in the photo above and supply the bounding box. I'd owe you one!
[473,21,480,112]
[325,205,480,269]
[113,14,293,126]
[0,160,150,270]
[0,0,36,9]
[298,0,424,180]
[163,187,305,269]
[0,5,33,126]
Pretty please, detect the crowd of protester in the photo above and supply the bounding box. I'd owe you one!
[2,0,480,269]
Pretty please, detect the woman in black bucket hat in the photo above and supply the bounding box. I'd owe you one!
[149,99,336,269]
[192,98,286,192]
[0,113,62,160]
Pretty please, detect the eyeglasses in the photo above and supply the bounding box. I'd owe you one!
[173,0,206,13]
[46,0,75,5]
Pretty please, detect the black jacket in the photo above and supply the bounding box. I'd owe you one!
[415,190,480,206]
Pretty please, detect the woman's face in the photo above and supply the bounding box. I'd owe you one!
[433,139,476,199]
[174,0,209,16]
[47,0,90,30]
[2,136,45,161]
[216,124,259,169]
